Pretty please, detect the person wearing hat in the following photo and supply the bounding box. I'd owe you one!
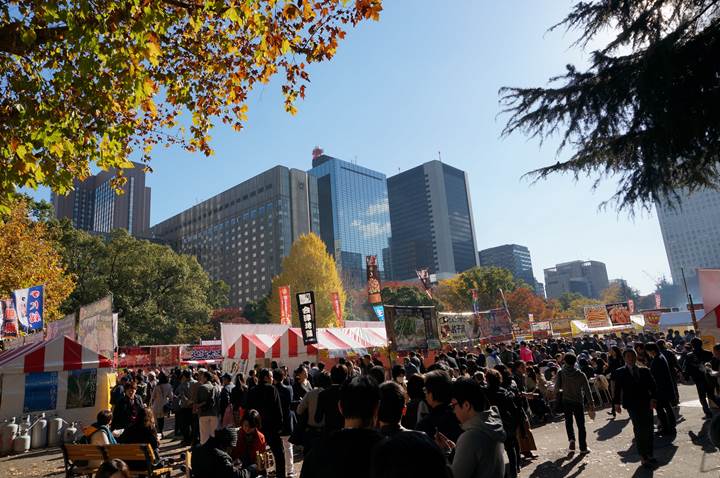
[191,427,258,478]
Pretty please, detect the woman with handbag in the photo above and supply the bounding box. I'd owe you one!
[150,372,174,438]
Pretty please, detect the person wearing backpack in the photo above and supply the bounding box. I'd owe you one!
[196,371,219,445]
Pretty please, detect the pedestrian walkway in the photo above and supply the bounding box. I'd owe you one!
[519,384,719,477]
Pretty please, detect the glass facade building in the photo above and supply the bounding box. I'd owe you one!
[148,166,318,307]
[52,161,151,235]
[656,189,720,297]
[387,161,479,281]
[308,154,391,286]
[479,244,537,288]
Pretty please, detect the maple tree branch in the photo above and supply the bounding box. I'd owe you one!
[0,22,68,54]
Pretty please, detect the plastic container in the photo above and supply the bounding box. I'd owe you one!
[48,416,64,447]
[1,418,18,455]
[31,413,48,449]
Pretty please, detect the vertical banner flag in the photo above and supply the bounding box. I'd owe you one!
[416,268,432,298]
[372,304,386,321]
[278,286,292,325]
[12,288,29,332]
[13,286,44,333]
[330,292,343,327]
[366,256,382,304]
[471,289,479,315]
[655,293,662,309]
[1,298,19,338]
[628,299,635,314]
[296,291,318,345]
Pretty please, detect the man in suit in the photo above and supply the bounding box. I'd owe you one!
[613,349,658,468]
[246,368,285,478]
[645,342,677,435]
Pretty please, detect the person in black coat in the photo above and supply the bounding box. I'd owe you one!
[245,369,285,478]
[315,364,348,434]
[657,339,681,405]
[416,370,463,443]
[191,428,257,478]
[273,368,295,478]
[646,343,677,435]
[112,382,145,431]
[682,337,719,418]
[613,349,658,468]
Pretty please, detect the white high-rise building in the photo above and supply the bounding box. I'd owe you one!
[656,189,720,296]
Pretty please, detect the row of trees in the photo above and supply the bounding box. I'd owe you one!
[0,200,228,345]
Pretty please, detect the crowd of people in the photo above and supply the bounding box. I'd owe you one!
[94,327,720,477]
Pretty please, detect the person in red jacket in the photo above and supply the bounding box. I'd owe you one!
[232,409,267,468]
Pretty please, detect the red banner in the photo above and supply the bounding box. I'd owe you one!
[279,285,292,325]
[331,292,343,327]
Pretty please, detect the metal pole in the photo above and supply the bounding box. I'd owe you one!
[681,268,698,332]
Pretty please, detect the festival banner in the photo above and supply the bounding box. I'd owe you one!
[24,372,58,413]
[642,311,662,332]
[118,347,152,368]
[530,321,552,339]
[384,306,440,351]
[477,308,514,342]
[46,314,76,341]
[628,299,635,314]
[13,285,44,333]
[605,302,631,325]
[584,305,610,328]
[366,256,382,304]
[655,293,662,309]
[278,286,292,325]
[180,344,222,363]
[151,346,181,367]
[439,314,471,343]
[296,291,318,345]
[78,295,115,361]
[551,317,572,336]
[66,369,98,409]
[330,292,344,327]
[0,298,19,338]
[416,268,432,298]
[372,304,386,322]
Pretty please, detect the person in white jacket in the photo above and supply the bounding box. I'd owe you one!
[150,372,174,438]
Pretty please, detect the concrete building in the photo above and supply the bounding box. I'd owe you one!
[656,189,720,296]
[479,244,537,288]
[544,260,609,299]
[387,161,479,281]
[148,166,318,307]
[308,152,391,286]
[51,162,151,235]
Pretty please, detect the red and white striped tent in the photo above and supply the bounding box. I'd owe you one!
[225,327,387,363]
[0,336,114,426]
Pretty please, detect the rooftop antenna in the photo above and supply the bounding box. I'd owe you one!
[438,151,442,162]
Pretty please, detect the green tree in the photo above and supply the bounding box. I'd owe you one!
[0,0,382,212]
[434,266,519,312]
[600,281,640,304]
[56,226,228,345]
[501,1,720,211]
[268,233,346,327]
[556,292,585,311]
[242,295,271,324]
[655,277,686,309]
[381,286,435,307]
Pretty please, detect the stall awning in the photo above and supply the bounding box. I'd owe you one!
[0,335,113,373]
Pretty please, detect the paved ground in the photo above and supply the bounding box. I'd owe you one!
[1,383,717,477]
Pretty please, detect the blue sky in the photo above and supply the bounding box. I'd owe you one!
[33,1,671,294]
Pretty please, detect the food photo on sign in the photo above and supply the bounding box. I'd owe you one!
[605,302,631,325]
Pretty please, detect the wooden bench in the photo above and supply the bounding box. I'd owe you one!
[61,443,172,478]
[61,444,106,478]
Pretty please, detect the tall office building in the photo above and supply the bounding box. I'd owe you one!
[308,151,391,286]
[148,166,318,307]
[656,189,720,296]
[478,244,537,287]
[544,260,609,299]
[51,162,151,235]
[387,160,479,281]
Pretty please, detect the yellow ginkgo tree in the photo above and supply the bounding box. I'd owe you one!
[0,0,382,212]
[0,202,75,322]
